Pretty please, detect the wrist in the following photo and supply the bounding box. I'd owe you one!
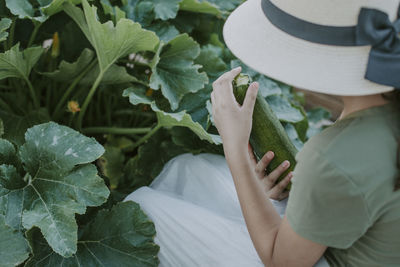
[223,142,249,162]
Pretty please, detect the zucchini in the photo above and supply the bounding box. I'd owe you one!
[232,74,297,190]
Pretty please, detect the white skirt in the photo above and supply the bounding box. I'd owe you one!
[124,153,329,267]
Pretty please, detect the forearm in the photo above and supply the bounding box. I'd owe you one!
[224,144,281,265]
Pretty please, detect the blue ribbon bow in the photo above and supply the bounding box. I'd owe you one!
[356,8,400,88]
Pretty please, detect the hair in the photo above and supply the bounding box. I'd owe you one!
[382,90,400,191]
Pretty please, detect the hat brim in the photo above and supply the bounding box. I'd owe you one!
[222,0,394,96]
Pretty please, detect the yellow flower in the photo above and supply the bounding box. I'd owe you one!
[67,101,80,114]
[51,32,60,58]
[145,88,153,96]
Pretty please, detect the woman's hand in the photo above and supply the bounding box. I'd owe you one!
[248,143,292,201]
[210,67,259,152]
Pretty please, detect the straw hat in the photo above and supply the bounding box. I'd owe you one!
[223,0,400,96]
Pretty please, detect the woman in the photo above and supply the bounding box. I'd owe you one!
[125,0,400,266]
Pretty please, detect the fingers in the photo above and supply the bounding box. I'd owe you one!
[212,67,242,88]
[212,67,242,107]
[219,66,242,82]
[268,172,293,201]
[242,82,258,112]
[255,151,274,178]
[267,160,291,184]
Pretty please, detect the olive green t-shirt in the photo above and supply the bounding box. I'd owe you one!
[286,102,400,266]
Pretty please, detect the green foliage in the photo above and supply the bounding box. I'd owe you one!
[5,0,81,22]
[150,33,208,110]
[0,0,331,265]
[0,216,30,267]
[0,122,109,257]
[26,201,159,266]
[0,18,11,43]
[123,86,221,144]
[0,44,43,81]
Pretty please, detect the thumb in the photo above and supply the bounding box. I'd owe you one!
[243,82,259,113]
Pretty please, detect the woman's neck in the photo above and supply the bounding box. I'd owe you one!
[338,94,389,120]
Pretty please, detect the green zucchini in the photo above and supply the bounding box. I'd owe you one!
[232,73,297,190]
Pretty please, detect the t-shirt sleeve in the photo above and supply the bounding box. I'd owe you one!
[286,148,372,249]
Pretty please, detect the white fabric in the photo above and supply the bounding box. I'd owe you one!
[124,153,329,267]
[222,0,395,96]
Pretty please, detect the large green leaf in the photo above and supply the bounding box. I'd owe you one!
[26,201,159,266]
[150,34,208,110]
[195,44,227,81]
[306,107,332,139]
[266,95,305,123]
[179,0,221,16]
[43,48,139,85]
[205,0,243,12]
[151,0,181,20]
[121,0,154,27]
[0,217,30,267]
[171,11,200,33]
[42,48,95,82]
[80,63,140,85]
[0,122,109,257]
[64,0,159,74]
[0,18,11,43]
[146,21,179,42]
[121,0,180,24]
[0,139,20,172]
[100,0,126,23]
[176,87,211,129]
[98,144,125,189]
[284,123,304,150]
[0,44,44,81]
[123,87,221,144]
[0,109,50,146]
[5,0,81,22]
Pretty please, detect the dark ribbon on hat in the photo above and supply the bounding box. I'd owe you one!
[261,0,400,88]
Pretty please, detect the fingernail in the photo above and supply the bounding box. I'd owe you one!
[234,66,241,71]
[282,160,289,168]
[267,151,274,158]
[288,172,293,178]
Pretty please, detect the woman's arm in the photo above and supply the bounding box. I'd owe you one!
[225,145,327,266]
[211,67,327,266]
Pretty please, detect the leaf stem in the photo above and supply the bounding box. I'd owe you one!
[123,124,161,152]
[52,60,97,120]
[25,78,39,108]
[27,22,41,47]
[7,18,16,50]
[113,109,156,118]
[81,126,152,135]
[77,70,105,130]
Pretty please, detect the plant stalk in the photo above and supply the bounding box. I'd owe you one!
[52,60,97,120]
[77,71,105,130]
[25,78,39,108]
[123,124,161,152]
[81,127,152,135]
[27,22,41,47]
[7,18,16,50]
[113,109,156,118]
